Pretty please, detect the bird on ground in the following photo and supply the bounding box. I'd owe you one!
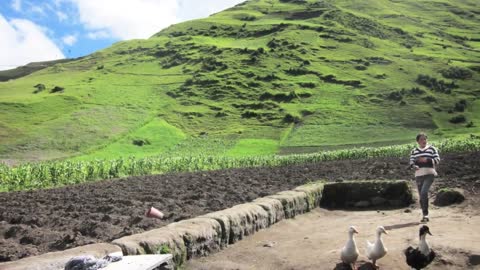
[340,226,359,270]
[366,226,388,269]
[405,225,436,270]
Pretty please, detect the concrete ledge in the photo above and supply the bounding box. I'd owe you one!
[252,197,285,226]
[294,181,325,211]
[0,243,121,270]
[266,190,309,218]
[112,226,186,265]
[113,218,222,265]
[167,218,222,260]
[200,203,269,246]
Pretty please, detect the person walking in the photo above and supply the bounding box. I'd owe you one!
[409,133,440,222]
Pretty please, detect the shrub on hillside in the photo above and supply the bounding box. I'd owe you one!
[240,15,256,21]
[441,66,472,79]
[285,67,309,76]
[283,113,301,124]
[33,83,45,94]
[50,86,64,93]
[201,57,227,71]
[267,38,279,49]
[280,0,307,3]
[387,91,403,101]
[469,66,480,72]
[297,91,312,98]
[215,112,228,117]
[169,31,185,37]
[301,109,314,116]
[449,115,466,124]
[247,81,261,87]
[454,99,467,112]
[255,73,279,82]
[422,95,436,103]
[287,10,324,20]
[408,87,425,95]
[132,138,151,146]
[416,74,457,93]
[241,111,258,118]
[233,102,278,110]
[297,82,316,88]
[260,91,297,102]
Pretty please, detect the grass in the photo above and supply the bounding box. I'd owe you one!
[0,0,479,164]
[226,139,279,156]
[73,118,186,160]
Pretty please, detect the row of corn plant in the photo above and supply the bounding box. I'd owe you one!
[1,137,479,192]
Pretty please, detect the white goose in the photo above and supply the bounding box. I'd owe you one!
[366,226,388,268]
[340,226,359,269]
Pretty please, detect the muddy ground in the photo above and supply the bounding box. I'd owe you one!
[0,152,479,262]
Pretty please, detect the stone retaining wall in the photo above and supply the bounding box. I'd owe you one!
[0,180,414,270]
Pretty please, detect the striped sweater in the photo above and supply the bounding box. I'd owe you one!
[409,145,440,177]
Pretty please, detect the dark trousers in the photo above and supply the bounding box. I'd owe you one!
[415,174,434,216]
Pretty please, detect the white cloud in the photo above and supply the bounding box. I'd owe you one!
[53,0,64,7]
[56,10,67,21]
[68,0,245,40]
[11,0,22,12]
[69,0,178,40]
[176,0,244,21]
[0,14,64,70]
[29,5,45,16]
[0,0,246,70]
[86,30,109,40]
[62,34,77,45]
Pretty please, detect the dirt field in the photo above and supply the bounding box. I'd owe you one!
[0,151,479,263]
[185,206,480,270]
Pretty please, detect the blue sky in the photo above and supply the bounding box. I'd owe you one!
[0,0,244,70]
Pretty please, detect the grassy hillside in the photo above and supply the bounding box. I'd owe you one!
[0,0,479,164]
[0,58,75,82]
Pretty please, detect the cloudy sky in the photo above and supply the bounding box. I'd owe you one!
[0,0,244,70]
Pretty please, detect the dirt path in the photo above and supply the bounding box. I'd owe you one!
[185,205,480,270]
[1,152,479,262]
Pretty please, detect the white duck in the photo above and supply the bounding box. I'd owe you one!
[340,226,359,269]
[405,225,436,270]
[366,226,388,268]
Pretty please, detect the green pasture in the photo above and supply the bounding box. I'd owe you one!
[0,0,479,164]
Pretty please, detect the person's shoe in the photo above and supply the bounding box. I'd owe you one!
[421,216,429,222]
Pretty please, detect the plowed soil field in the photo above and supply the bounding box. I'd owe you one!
[1,152,479,262]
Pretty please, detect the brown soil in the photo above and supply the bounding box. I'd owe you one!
[1,152,479,263]
[185,207,480,270]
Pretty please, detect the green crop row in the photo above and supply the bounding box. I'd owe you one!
[1,137,479,192]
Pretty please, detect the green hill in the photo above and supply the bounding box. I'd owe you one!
[0,0,479,163]
[0,59,77,82]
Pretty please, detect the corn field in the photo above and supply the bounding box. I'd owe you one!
[1,137,479,192]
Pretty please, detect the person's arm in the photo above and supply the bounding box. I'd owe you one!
[431,146,440,165]
[409,149,418,169]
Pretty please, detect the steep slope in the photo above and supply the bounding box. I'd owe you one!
[0,0,479,162]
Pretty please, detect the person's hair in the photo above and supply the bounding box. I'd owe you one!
[416,132,428,142]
